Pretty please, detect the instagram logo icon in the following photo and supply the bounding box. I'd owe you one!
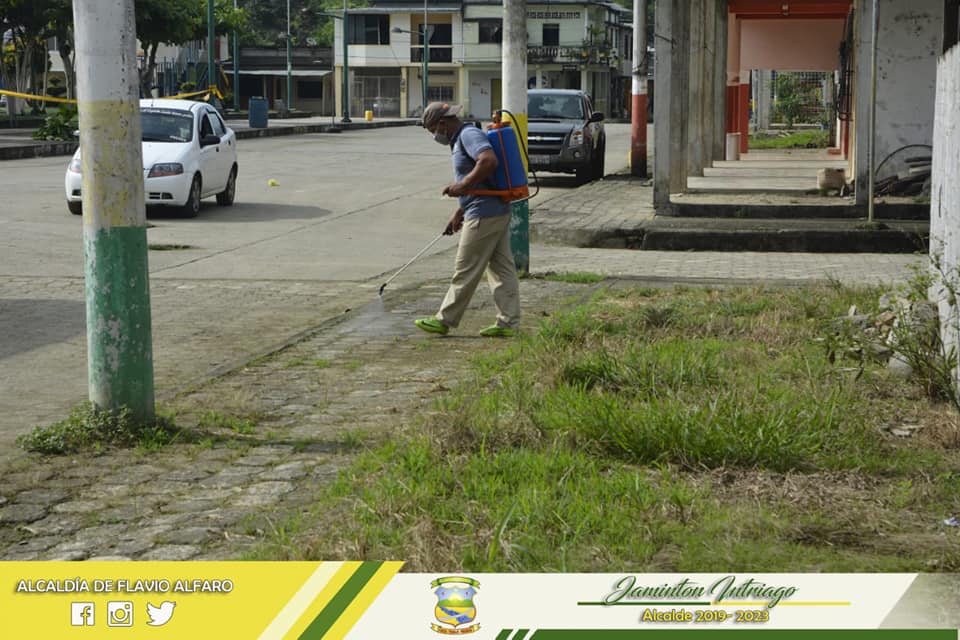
[107,601,134,627]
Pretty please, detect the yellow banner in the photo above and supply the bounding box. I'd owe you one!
[0,561,402,639]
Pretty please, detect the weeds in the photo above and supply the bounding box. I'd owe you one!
[18,402,178,455]
[197,410,257,435]
[250,284,960,572]
[539,271,606,284]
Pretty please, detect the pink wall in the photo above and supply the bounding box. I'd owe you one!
[740,19,845,70]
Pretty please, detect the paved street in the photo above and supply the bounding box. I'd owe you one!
[0,124,630,456]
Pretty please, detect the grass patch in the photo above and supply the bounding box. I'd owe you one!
[253,284,960,571]
[749,130,830,150]
[18,402,179,455]
[197,410,257,435]
[539,271,606,284]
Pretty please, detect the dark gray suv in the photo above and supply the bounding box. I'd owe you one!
[527,89,605,183]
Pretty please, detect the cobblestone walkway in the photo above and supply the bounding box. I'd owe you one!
[0,278,595,560]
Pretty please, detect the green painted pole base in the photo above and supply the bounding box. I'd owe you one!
[84,226,155,422]
[510,199,530,276]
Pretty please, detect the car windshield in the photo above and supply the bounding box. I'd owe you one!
[141,108,193,143]
[528,95,583,119]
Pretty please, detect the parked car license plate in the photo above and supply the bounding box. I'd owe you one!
[528,155,552,165]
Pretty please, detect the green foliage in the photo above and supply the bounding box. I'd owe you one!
[773,74,822,128]
[239,0,368,48]
[17,402,178,455]
[253,284,960,572]
[750,130,831,150]
[197,410,257,435]
[540,271,606,284]
[32,104,77,141]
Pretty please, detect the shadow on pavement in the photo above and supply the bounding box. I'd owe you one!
[146,202,333,223]
[0,299,84,360]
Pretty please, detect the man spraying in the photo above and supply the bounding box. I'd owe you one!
[415,102,521,338]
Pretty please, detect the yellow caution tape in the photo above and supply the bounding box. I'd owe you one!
[162,85,225,101]
[1,84,224,105]
[0,88,77,104]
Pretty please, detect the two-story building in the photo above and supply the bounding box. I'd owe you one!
[333,0,632,120]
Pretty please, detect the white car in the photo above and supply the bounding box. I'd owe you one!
[65,99,238,216]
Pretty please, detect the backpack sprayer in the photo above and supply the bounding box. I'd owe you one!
[464,109,540,202]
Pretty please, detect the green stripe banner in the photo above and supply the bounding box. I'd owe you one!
[298,561,383,639]
[512,631,956,640]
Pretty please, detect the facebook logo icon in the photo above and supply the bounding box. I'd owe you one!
[71,602,95,626]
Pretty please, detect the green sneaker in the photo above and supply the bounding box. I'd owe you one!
[479,325,517,338]
[415,317,449,335]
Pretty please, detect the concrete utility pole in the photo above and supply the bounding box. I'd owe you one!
[287,0,293,111]
[342,0,351,122]
[72,0,155,420]
[503,0,529,274]
[233,0,239,111]
[423,0,430,108]
[208,0,216,93]
[630,0,647,177]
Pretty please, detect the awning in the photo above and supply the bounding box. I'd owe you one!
[236,70,332,77]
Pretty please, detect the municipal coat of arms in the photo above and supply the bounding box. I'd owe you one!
[430,576,480,635]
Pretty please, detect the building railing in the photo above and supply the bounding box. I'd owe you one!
[411,47,453,63]
[527,45,616,66]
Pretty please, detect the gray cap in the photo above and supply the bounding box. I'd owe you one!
[422,102,463,129]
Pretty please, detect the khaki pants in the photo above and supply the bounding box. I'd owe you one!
[436,213,521,330]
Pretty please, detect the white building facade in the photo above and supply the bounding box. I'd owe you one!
[333,0,631,120]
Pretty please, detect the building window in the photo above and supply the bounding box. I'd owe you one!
[478,19,502,43]
[348,15,390,45]
[428,86,454,102]
[298,80,323,99]
[542,24,560,47]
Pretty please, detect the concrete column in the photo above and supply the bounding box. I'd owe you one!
[713,2,728,162]
[726,15,741,134]
[686,0,705,178]
[654,0,690,210]
[72,0,155,420]
[630,0,648,177]
[700,0,716,169]
[459,65,469,116]
[739,81,750,153]
[400,67,408,118]
[854,0,875,205]
[503,0,529,274]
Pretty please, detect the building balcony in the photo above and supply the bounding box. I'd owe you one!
[527,45,616,66]
[410,46,453,63]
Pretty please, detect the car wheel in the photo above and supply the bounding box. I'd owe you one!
[593,142,606,180]
[182,175,201,217]
[67,201,82,216]
[216,166,237,206]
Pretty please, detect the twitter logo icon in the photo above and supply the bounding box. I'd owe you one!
[146,601,176,627]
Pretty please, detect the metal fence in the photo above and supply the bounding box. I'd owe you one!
[350,75,402,117]
[754,70,836,128]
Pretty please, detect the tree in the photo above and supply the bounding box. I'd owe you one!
[0,0,59,111]
[48,0,74,99]
[239,0,366,48]
[134,0,245,95]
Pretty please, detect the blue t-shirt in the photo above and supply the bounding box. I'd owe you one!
[451,124,510,220]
